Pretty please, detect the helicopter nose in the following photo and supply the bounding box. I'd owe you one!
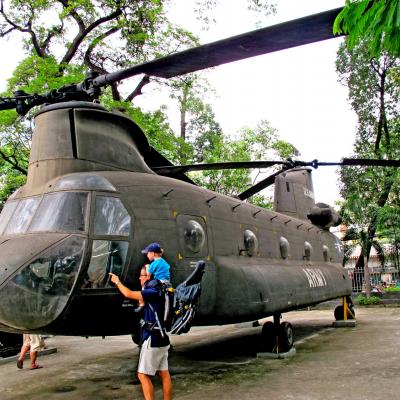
[0,234,86,331]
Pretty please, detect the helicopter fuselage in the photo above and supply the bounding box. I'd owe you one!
[0,103,350,336]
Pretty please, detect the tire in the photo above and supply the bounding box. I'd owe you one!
[261,321,277,352]
[278,322,294,352]
[334,305,355,321]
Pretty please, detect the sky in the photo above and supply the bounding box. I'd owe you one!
[0,0,357,206]
[141,0,358,206]
[173,0,357,206]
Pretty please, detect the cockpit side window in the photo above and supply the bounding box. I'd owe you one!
[84,196,131,290]
[83,240,129,289]
[93,196,130,236]
[0,200,18,235]
[29,192,88,233]
[4,198,40,235]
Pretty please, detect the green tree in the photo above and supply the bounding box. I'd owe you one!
[192,119,297,204]
[334,0,400,58]
[167,75,222,164]
[0,156,26,210]
[376,205,400,271]
[337,40,400,295]
[0,0,275,200]
[340,194,385,296]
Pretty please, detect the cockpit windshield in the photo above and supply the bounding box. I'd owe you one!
[0,192,88,235]
[29,192,87,233]
[5,198,40,235]
[0,200,18,234]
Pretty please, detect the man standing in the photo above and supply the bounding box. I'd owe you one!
[109,268,172,400]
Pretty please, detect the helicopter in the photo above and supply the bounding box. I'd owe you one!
[0,6,399,354]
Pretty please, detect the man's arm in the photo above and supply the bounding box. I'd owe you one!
[109,273,144,302]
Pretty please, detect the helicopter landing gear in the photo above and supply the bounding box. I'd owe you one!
[261,313,294,353]
[334,296,355,321]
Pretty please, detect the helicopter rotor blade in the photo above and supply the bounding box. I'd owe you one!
[0,8,343,115]
[315,158,400,168]
[153,158,400,200]
[93,7,342,87]
[152,160,290,176]
[152,158,400,177]
[238,168,287,201]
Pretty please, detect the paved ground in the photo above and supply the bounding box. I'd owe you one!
[1,307,400,399]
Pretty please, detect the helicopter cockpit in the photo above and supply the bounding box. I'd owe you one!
[0,172,131,331]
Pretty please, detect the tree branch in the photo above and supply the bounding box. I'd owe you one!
[83,26,123,101]
[40,21,64,54]
[0,25,16,36]
[56,0,85,32]
[107,84,120,101]
[61,8,122,65]
[125,75,150,102]
[0,1,46,57]
[83,26,120,70]
[0,1,28,34]
[0,149,27,175]
[375,68,388,154]
[25,5,46,57]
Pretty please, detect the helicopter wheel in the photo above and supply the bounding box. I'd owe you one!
[261,320,294,353]
[261,321,277,352]
[334,305,355,321]
[278,321,294,352]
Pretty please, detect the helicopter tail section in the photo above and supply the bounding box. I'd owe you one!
[273,168,341,229]
[273,168,315,221]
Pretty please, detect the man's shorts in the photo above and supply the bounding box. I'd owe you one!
[137,337,170,376]
[23,334,44,352]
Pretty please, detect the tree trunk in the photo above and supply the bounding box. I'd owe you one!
[354,253,364,292]
[180,86,189,141]
[363,255,371,298]
[365,171,395,270]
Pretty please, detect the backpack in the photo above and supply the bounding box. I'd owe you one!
[141,281,175,339]
[169,260,205,335]
[149,261,206,335]
[161,284,176,332]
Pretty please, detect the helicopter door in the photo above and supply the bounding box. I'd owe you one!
[176,215,208,259]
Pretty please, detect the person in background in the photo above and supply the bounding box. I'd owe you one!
[109,267,172,400]
[16,334,45,370]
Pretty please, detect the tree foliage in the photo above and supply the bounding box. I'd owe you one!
[340,193,385,296]
[337,39,400,294]
[334,0,400,58]
[191,120,298,203]
[0,0,277,208]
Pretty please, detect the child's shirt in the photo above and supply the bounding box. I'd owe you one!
[148,258,171,282]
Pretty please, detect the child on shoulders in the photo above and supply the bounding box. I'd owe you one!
[136,242,171,311]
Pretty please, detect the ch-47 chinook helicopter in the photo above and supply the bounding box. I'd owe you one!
[0,7,399,354]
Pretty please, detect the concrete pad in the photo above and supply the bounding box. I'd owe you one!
[332,320,357,328]
[1,308,400,400]
[257,347,296,359]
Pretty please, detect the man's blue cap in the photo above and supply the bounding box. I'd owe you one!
[141,242,162,254]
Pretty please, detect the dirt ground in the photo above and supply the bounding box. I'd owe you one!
[1,307,399,400]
